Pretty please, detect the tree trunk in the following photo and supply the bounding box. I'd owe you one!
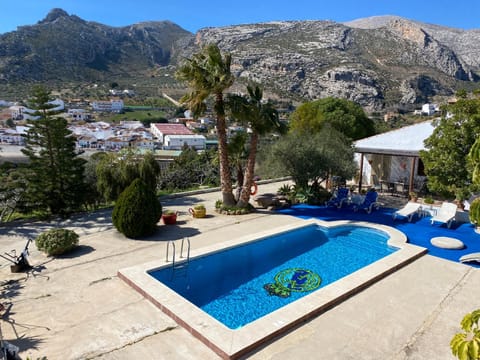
[235,163,244,202]
[237,132,259,208]
[215,93,235,206]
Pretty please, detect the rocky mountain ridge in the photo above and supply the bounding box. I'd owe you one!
[0,9,479,111]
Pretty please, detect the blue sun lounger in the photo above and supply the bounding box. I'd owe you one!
[325,187,350,209]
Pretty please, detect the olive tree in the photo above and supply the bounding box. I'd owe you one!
[289,97,375,141]
[263,126,356,191]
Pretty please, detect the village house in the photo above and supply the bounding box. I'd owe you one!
[90,99,124,113]
[0,126,27,145]
[67,109,91,121]
[150,123,206,150]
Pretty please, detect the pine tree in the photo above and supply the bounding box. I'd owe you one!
[21,85,87,216]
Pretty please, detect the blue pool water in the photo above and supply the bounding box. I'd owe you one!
[149,224,398,329]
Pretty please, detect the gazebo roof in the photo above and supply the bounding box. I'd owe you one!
[354,120,436,157]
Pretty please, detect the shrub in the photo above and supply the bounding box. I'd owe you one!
[469,198,480,226]
[35,228,79,256]
[214,200,253,215]
[277,183,292,196]
[424,196,434,204]
[112,178,162,239]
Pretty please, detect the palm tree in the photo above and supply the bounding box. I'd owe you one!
[228,84,286,207]
[175,44,236,206]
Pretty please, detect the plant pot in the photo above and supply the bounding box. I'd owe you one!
[162,212,177,225]
[189,207,206,218]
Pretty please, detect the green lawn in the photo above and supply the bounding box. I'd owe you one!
[102,109,167,123]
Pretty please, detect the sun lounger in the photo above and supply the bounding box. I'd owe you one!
[325,187,350,209]
[392,202,422,222]
[430,202,457,228]
[354,190,380,214]
[459,252,480,263]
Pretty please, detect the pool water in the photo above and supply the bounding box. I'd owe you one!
[149,224,398,329]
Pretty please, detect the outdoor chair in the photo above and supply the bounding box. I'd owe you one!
[393,182,408,197]
[430,202,457,228]
[325,187,350,209]
[354,190,380,214]
[380,181,393,195]
[392,202,422,222]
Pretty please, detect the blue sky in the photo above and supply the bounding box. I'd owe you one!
[1,0,479,34]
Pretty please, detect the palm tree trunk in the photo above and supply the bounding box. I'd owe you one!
[237,132,259,208]
[215,94,236,206]
[235,163,244,201]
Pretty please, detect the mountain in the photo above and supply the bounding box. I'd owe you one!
[184,18,479,110]
[1,9,479,111]
[0,9,191,83]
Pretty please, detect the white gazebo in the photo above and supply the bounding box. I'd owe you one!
[354,120,436,194]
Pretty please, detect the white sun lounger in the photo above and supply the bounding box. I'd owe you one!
[459,253,480,264]
[430,202,457,228]
[392,202,422,222]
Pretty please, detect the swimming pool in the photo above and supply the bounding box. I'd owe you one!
[119,219,426,359]
[149,224,398,329]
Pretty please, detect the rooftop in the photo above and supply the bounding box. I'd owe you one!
[151,123,194,136]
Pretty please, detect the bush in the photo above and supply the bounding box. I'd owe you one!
[469,198,480,225]
[35,228,79,256]
[424,196,434,204]
[112,178,162,239]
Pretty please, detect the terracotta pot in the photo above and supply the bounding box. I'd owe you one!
[162,212,177,225]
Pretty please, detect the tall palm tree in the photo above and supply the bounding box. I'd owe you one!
[228,84,286,207]
[176,44,236,206]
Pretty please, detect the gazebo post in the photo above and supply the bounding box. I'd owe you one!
[409,157,416,194]
[358,153,364,193]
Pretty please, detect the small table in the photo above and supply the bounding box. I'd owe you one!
[430,236,464,249]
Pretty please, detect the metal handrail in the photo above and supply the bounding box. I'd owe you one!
[180,237,190,260]
[166,240,176,264]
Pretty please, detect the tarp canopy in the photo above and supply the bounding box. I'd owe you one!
[354,121,436,157]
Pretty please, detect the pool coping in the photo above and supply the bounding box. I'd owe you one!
[118,219,427,359]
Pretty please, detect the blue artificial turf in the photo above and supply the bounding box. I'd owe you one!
[277,204,480,268]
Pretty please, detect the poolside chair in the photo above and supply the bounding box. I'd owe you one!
[380,180,393,195]
[354,190,380,214]
[392,202,422,222]
[325,187,350,209]
[430,202,457,228]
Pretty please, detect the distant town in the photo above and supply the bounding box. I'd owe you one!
[0,91,449,160]
[0,94,225,159]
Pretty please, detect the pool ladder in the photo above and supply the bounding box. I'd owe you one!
[166,237,190,278]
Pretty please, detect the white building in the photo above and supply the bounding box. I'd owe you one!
[9,99,64,120]
[421,103,438,116]
[91,100,124,112]
[150,123,194,144]
[68,109,90,121]
[163,135,206,150]
[0,127,26,145]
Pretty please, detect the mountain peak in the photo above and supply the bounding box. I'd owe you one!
[39,8,70,24]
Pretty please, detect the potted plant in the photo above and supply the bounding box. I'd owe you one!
[189,204,206,218]
[162,210,178,225]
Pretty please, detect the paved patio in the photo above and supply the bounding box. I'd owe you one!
[1,181,479,359]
